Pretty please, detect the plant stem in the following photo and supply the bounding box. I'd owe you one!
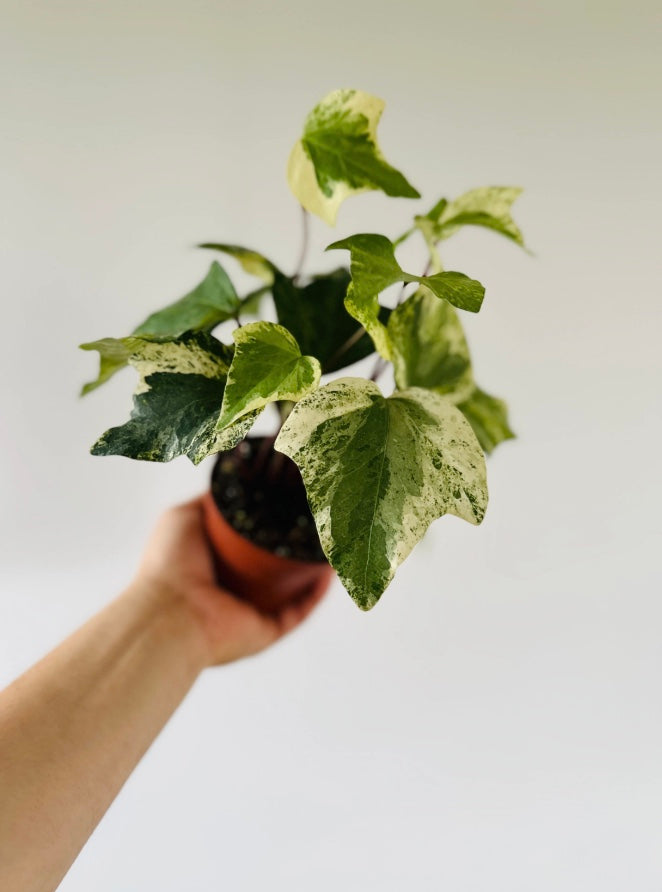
[293,207,310,282]
[322,325,367,373]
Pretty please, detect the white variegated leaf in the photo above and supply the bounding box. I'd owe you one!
[276,378,488,609]
[287,89,419,225]
[217,322,321,429]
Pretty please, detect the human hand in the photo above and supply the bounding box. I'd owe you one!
[132,496,329,668]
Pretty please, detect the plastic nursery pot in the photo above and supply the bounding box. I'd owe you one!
[202,439,334,614]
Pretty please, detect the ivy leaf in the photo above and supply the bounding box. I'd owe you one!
[134,261,240,336]
[275,378,488,610]
[79,337,134,396]
[343,282,392,361]
[217,322,321,430]
[198,243,276,284]
[388,288,475,402]
[271,269,387,372]
[458,386,515,454]
[80,262,240,395]
[328,232,485,320]
[89,332,250,465]
[287,89,420,225]
[421,186,525,247]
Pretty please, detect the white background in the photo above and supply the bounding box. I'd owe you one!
[1,1,661,889]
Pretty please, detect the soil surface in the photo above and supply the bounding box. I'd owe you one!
[210,437,326,563]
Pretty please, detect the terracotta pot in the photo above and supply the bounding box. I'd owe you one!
[202,491,334,613]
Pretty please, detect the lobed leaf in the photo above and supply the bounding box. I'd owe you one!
[89,332,249,465]
[327,234,485,355]
[275,378,488,609]
[419,186,525,247]
[287,89,419,225]
[217,322,321,430]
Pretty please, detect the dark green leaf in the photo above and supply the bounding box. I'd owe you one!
[271,269,386,372]
[89,332,252,465]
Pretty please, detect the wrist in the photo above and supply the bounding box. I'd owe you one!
[123,577,213,675]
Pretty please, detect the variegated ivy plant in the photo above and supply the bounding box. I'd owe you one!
[82,88,526,610]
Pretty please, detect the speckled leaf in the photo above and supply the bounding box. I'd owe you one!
[388,288,475,402]
[458,386,515,454]
[271,269,387,372]
[81,262,239,394]
[287,89,419,225]
[89,332,249,465]
[275,378,488,609]
[328,233,485,325]
[217,322,321,429]
[427,186,525,247]
[198,243,276,284]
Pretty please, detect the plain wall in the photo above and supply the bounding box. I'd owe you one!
[1,1,661,889]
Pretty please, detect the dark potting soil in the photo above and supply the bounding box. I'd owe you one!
[210,437,326,563]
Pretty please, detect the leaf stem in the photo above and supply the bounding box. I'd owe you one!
[293,207,310,282]
[322,325,367,374]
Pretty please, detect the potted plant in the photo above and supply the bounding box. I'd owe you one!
[81,88,526,612]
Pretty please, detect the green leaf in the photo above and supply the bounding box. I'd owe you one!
[276,378,488,610]
[328,233,485,332]
[421,271,486,312]
[134,261,240,336]
[79,338,134,395]
[422,186,525,247]
[89,332,250,465]
[388,288,475,402]
[217,322,321,430]
[287,89,420,225]
[80,262,240,394]
[343,282,392,360]
[239,285,272,317]
[271,269,386,372]
[199,243,276,284]
[458,386,515,454]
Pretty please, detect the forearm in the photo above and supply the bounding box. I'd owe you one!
[0,582,208,892]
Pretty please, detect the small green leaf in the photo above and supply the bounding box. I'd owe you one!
[217,322,321,429]
[199,243,276,284]
[271,269,385,372]
[458,386,515,454]
[134,261,240,336]
[79,338,134,395]
[328,232,485,326]
[388,288,475,402]
[422,186,525,247]
[81,262,240,394]
[421,271,485,313]
[288,89,420,225]
[276,378,488,609]
[89,332,247,465]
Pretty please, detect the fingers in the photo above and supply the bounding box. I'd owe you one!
[272,577,330,638]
